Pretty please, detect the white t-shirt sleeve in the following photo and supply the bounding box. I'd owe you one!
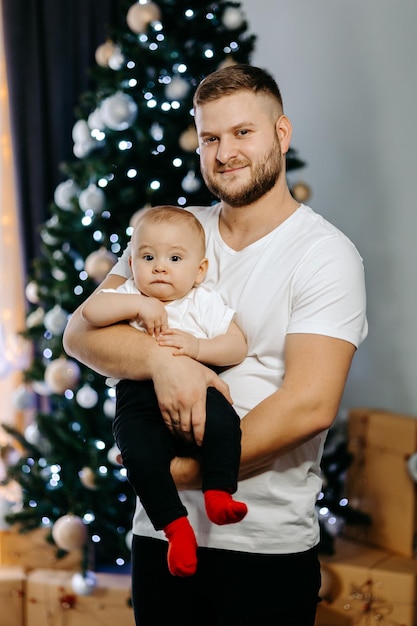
[193,287,236,338]
[109,242,131,279]
[287,235,368,347]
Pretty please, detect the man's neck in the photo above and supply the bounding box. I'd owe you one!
[218,190,300,251]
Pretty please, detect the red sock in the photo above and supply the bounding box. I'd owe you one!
[204,489,248,525]
[163,517,197,577]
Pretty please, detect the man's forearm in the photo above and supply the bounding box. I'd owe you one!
[63,309,157,380]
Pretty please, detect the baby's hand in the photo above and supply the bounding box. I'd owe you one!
[157,329,199,359]
[135,296,168,337]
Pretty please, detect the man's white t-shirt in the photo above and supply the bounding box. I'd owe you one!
[110,203,368,554]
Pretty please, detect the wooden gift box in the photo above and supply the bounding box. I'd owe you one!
[344,407,417,558]
[0,566,25,626]
[0,526,81,571]
[26,568,135,626]
[317,537,417,626]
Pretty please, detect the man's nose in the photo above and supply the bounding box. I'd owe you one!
[216,137,238,164]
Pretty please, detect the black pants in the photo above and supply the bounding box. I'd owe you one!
[114,380,242,530]
[131,535,321,625]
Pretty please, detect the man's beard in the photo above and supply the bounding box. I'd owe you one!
[201,141,283,208]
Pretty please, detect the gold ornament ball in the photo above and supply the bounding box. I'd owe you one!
[95,40,117,68]
[126,2,162,34]
[44,358,81,394]
[52,514,87,551]
[85,247,117,283]
[291,181,311,203]
[179,126,199,152]
[79,467,98,490]
[218,57,238,70]
[318,565,335,600]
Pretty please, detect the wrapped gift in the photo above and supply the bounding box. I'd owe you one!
[26,568,135,626]
[315,601,354,625]
[318,537,417,625]
[0,566,25,626]
[344,407,417,558]
[0,526,81,571]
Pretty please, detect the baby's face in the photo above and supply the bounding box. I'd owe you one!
[129,221,207,302]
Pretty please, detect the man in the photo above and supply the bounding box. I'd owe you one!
[64,64,367,625]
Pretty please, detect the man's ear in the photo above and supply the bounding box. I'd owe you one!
[194,257,209,286]
[276,114,292,156]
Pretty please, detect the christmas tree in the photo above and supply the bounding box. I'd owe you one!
[1,0,310,570]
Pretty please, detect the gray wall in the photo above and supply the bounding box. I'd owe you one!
[241,0,417,416]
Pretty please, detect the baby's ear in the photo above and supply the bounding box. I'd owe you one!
[195,257,209,285]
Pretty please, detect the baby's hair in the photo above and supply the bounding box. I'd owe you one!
[132,205,206,256]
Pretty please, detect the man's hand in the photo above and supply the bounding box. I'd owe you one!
[151,348,232,446]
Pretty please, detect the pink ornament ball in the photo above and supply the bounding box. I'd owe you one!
[52,514,87,551]
[85,248,117,283]
[95,39,118,67]
[126,2,162,34]
[44,358,81,394]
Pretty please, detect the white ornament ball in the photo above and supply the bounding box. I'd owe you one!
[44,358,81,394]
[44,305,69,336]
[95,40,117,67]
[182,171,201,194]
[88,108,105,131]
[78,184,106,214]
[107,444,122,465]
[100,91,138,131]
[179,126,199,152]
[221,7,245,30]
[12,384,36,410]
[73,140,96,159]
[52,514,87,551]
[71,571,97,596]
[76,384,98,409]
[85,248,117,283]
[72,119,91,144]
[108,46,125,71]
[25,281,39,304]
[24,423,42,446]
[165,76,190,101]
[125,529,133,550]
[79,467,98,490]
[103,397,116,419]
[54,179,80,210]
[126,2,162,34]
